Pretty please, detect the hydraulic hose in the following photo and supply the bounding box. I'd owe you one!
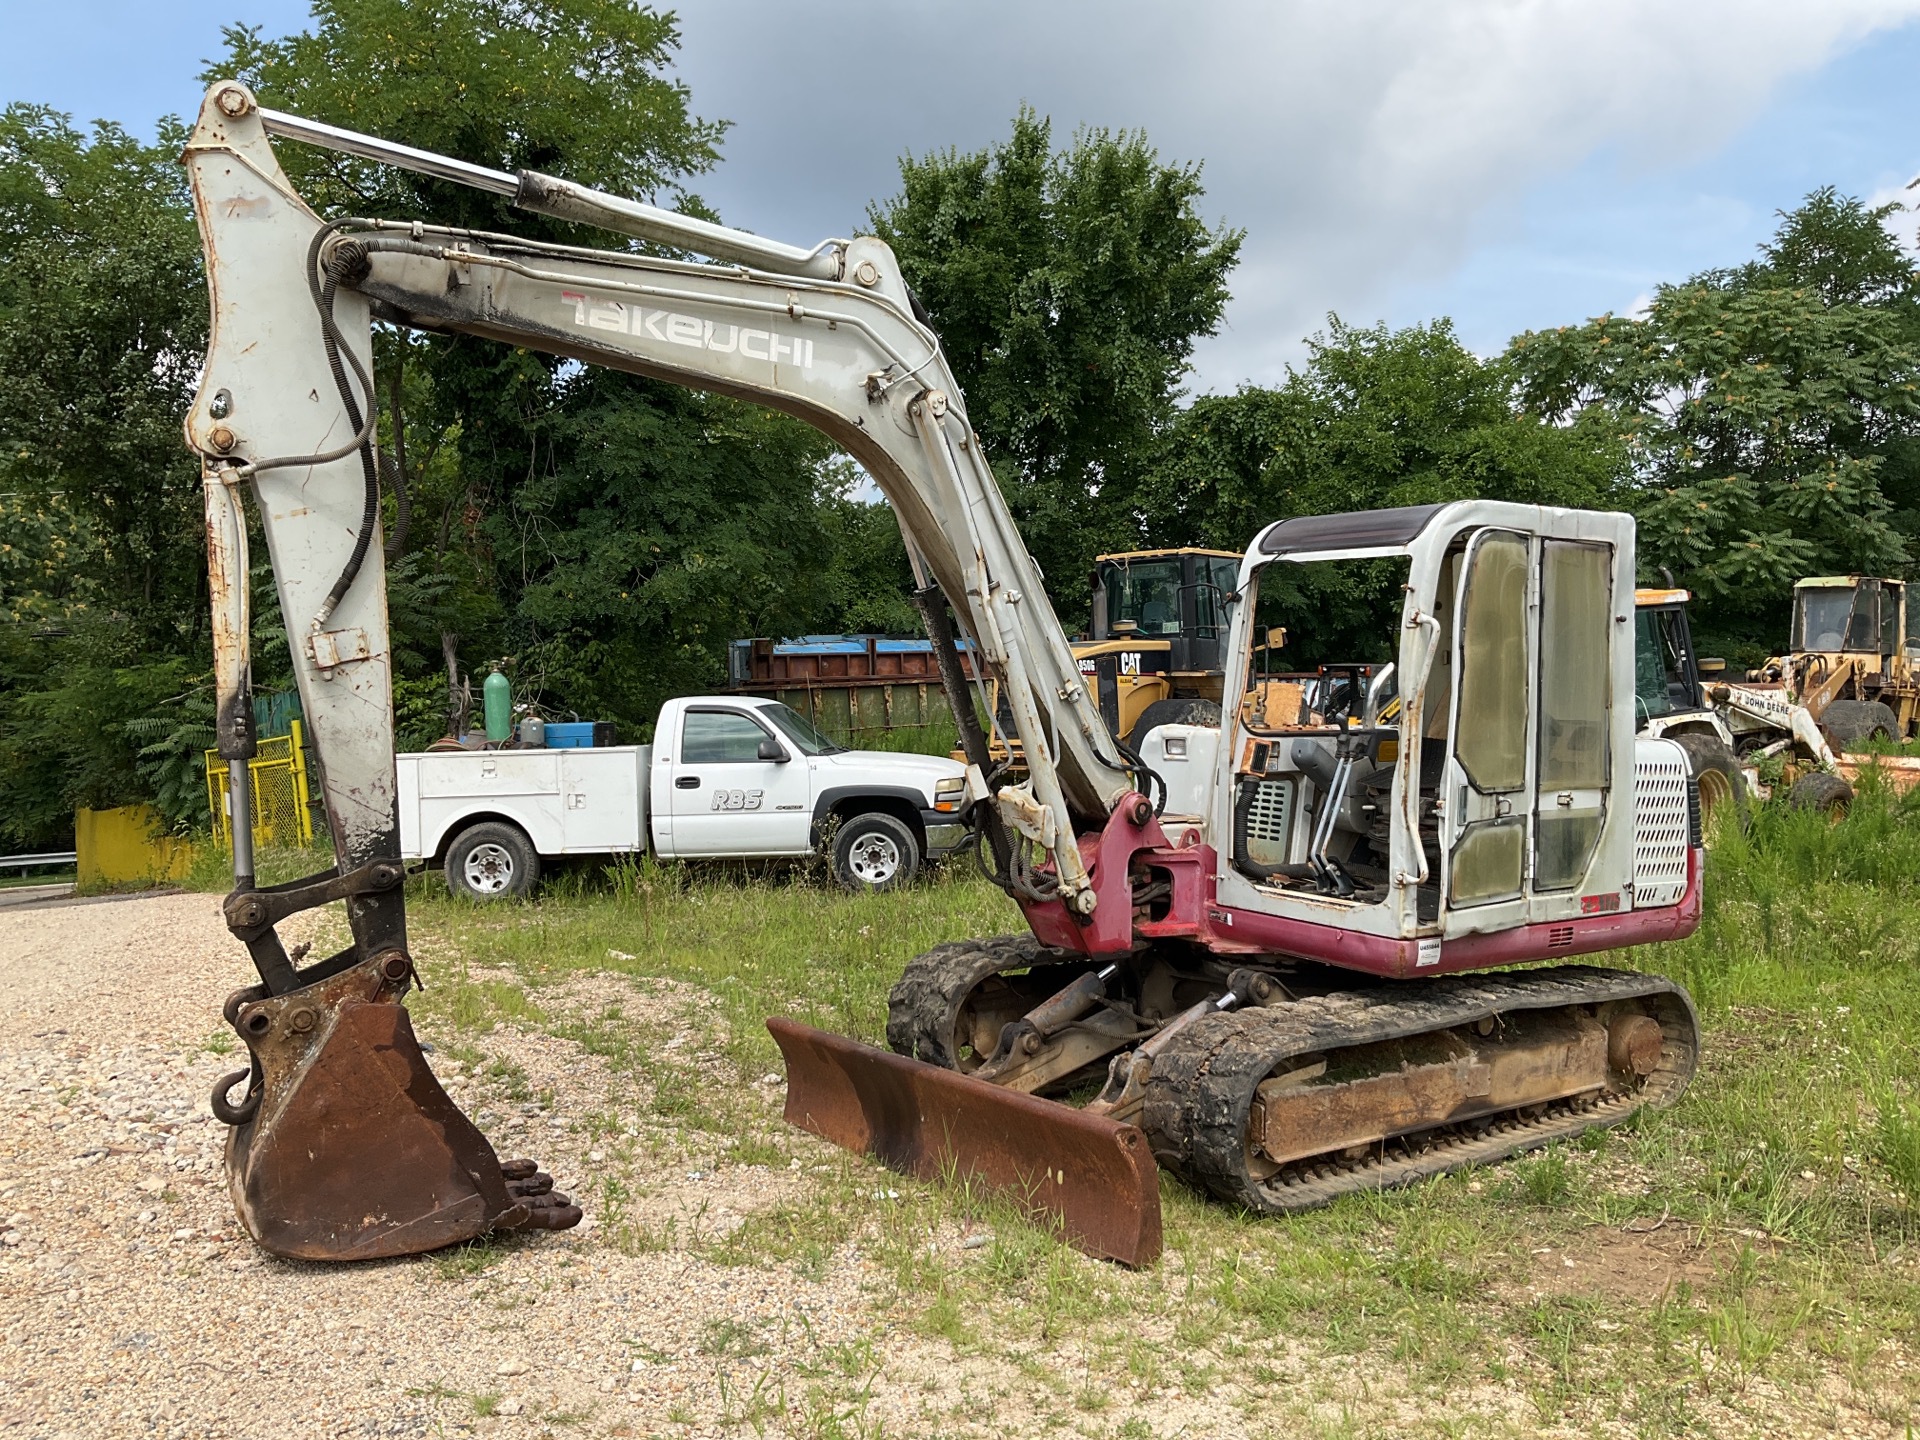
[309,238,381,631]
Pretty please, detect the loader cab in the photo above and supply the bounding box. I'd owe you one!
[991,548,1242,760]
[1790,577,1916,667]
[1089,549,1241,678]
[1212,502,1641,961]
[1633,589,1706,723]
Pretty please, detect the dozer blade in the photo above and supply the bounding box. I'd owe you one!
[217,954,580,1261]
[768,1017,1162,1266]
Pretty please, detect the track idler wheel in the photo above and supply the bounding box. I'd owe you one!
[215,952,581,1261]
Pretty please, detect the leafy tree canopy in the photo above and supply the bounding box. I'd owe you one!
[208,0,838,747]
[0,107,210,845]
[1136,317,1627,664]
[1508,187,1920,649]
[870,108,1243,611]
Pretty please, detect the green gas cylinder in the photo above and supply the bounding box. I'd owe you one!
[483,668,512,743]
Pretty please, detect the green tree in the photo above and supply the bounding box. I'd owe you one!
[210,0,838,740]
[869,109,1242,615]
[1508,188,1920,650]
[1137,318,1626,664]
[0,107,211,844]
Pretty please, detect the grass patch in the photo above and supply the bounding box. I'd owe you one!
[386,784,1920,1434]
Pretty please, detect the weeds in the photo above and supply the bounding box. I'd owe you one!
[376,782,1920,1434]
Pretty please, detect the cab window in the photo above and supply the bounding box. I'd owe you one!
[1104,559,1184,637]
[682,710,775,763]
[1195,557,1239,637]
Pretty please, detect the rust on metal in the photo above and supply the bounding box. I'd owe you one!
[1248,1012,1617,1168]
[1605,1012,1664,1077]
[223,953,580,1260]
[768,1016,1162,1266]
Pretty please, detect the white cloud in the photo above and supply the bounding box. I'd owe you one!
[1866,178,1920,257]
[674,1,1920,390]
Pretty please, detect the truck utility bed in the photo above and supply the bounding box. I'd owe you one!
[396,745,653,862]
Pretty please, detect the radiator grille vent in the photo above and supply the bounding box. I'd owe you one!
[1244,779,1293,848]
[1634,745,1692,909]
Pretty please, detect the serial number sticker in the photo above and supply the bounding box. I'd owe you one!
[1416,938,1442,968]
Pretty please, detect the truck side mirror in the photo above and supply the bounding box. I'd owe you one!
[1266,626,1287,651]
[1698,657,1726,676]
[757,737,788,762]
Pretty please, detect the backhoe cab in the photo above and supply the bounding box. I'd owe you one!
[1753,577,1920,747]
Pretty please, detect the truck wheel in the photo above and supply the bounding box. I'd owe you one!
[445,821,540,901]
[1786,772,1853,819]
[831,812,920,892]
[1126,698,1221,748]
[1669,733,1748,831]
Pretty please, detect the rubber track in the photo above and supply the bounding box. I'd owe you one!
[1140,964,1698,1214]
[885,934,1072,1068]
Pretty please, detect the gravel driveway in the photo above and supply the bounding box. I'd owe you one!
[0,891,940,1440]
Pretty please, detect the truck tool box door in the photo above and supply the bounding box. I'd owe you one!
[411,751,563,859]
[664,707,813,855]
[555,748,646,853]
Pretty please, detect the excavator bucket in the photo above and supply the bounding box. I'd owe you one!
[768,1017,1162,1266]
[217,955,580,1261]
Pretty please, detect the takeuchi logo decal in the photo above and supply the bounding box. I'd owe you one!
[559,291,815,368]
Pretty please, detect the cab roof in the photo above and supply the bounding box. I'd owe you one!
[1093,548,1242,563]
[1634,587,1690,607]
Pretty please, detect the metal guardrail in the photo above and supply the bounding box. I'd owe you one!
[0,851,77,871]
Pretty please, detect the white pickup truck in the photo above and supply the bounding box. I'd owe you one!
[397,695,973,900]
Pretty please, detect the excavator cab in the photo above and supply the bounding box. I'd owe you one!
[1202,504,1668,953]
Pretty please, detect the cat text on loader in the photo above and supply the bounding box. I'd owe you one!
[183,84,1703,1266]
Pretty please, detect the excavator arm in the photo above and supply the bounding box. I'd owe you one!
[188,83,1135,891]
[183,82,1145,1259]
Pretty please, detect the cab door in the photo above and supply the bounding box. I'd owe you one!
[663,707,814,855]
[1440,529,1533,927]
[1440,530,1616,933]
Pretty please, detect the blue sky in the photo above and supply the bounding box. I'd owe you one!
[6,1,1919,387]
[1398,22,1920,358]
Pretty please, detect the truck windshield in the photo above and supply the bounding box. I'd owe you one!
[758,702,845,755]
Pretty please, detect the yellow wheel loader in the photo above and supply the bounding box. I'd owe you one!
[182,85,1704,1266]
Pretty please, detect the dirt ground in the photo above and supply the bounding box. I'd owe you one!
[0,892,988,1439]
[1,890,1909,1440]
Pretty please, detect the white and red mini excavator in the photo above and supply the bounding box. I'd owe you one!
[183,83,1702,1266]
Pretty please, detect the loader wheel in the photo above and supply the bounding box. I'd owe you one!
[445,821,540,901]
[1670,733,1747,832]
[1820,699,1896,750]
[1126,697,1221,748]
[1787,772,1853,819]
[831,812,920,892]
